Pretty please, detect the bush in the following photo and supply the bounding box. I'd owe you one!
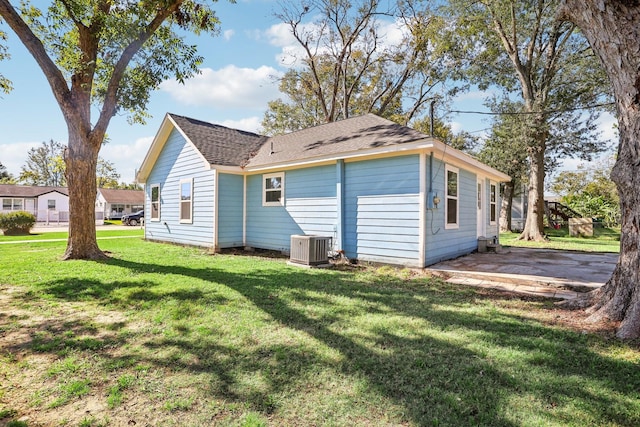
[0,211,37,235]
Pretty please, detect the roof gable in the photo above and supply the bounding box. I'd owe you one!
[137,113,267,182]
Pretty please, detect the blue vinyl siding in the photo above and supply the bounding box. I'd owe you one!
[217,173,244,248]
[245,165,337,252]
[425,158,478,265]
[344,155,421,266]
[145,129,215,247]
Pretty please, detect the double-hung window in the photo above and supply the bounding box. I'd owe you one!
[150,184,160,221]
[490,182,497,225]
[445,165,459,229]
[48,199,56,210]
[263,172,284,206]
[180,178,193,223]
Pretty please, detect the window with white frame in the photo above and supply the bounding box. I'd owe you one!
[150,184,160,221]
[48,199,56,210]
[445,165,459,229]
[263,172,284,206]
[179,178,193,223]
[490,182,497,224]
[2,198,23,211]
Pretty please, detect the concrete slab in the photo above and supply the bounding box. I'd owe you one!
[428,247,618,297]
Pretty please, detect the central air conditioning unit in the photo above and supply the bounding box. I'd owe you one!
[290,235,331,266]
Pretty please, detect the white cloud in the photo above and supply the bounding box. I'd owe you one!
[100,136,154,183]
[223,29,235,41]
[216,116,262,133]
[449,121,463,134]
[160,66,283,109]
[0,141,38,177]
[596,112,618,143]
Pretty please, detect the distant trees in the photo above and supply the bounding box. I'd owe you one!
[0,161,15,183]
[549,157,619,227]
[18,139,125,189]
[19,139,67,187]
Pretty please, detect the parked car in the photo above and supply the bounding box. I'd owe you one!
[122,210,144,226]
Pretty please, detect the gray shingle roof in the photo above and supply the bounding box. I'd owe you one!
[169,114,267,167]
[247,114,429,168]
[0,184,69,198]
[98,188,144,204]
[168,113,429,170]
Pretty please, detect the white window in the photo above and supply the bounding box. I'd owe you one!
[179,178,193,223]
[263,172,284,206]
[48,199,56,210]
[490,182,497,225]
[445,165,459,229]
[2,198,23,211]
[150,184,160,221]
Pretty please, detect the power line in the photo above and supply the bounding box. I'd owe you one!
[448,101,614,116]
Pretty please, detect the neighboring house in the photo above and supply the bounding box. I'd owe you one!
[137,113,510,267]
[0,184,70,222]
[95,188,144,220]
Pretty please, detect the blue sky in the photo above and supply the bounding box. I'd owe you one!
[0,0,616,183]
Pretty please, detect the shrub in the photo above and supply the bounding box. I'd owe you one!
[0,211,37,235]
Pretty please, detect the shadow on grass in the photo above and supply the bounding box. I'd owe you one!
[18,255,640,426]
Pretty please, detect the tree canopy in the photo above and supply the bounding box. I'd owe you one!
[441,0,611,241]
[0,0,221,259]
[262,0,457,134]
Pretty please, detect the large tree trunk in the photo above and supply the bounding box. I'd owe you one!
[62,131,106,260]
[500,180,515,232]
[558,0,640,339]
[519,141,547,241]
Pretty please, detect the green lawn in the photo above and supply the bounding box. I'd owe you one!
[0,237,638,426]
[0,228,143,242]
[501,226,621,253]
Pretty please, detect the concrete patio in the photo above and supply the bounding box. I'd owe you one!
[427,247,619,300]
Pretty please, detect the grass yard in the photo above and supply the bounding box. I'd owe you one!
[501,226,621,253]
[0,236,638,426]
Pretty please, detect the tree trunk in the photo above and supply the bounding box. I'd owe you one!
[519,142,546,241]
[62,131,106,260]
[500,180,515,232]
[558,0,640,339]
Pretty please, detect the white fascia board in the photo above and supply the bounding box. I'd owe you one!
[137,114,211,183]
[137,114,174,183]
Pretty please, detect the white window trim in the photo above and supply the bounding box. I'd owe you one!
[262,172,285,207]
[445,165,459,230]
[150,184,161,222]
[179,178,194,224]
[489,181,497,225]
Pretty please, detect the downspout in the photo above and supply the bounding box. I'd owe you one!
[419,153,427,267]
[243,174,247,248]
[214,169,219,252]
[336,159,345,253]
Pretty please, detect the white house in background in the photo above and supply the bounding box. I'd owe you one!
[95,188,144,220]
[0,184,70,223]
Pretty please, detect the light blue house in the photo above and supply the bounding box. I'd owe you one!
[136,113,510,267]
